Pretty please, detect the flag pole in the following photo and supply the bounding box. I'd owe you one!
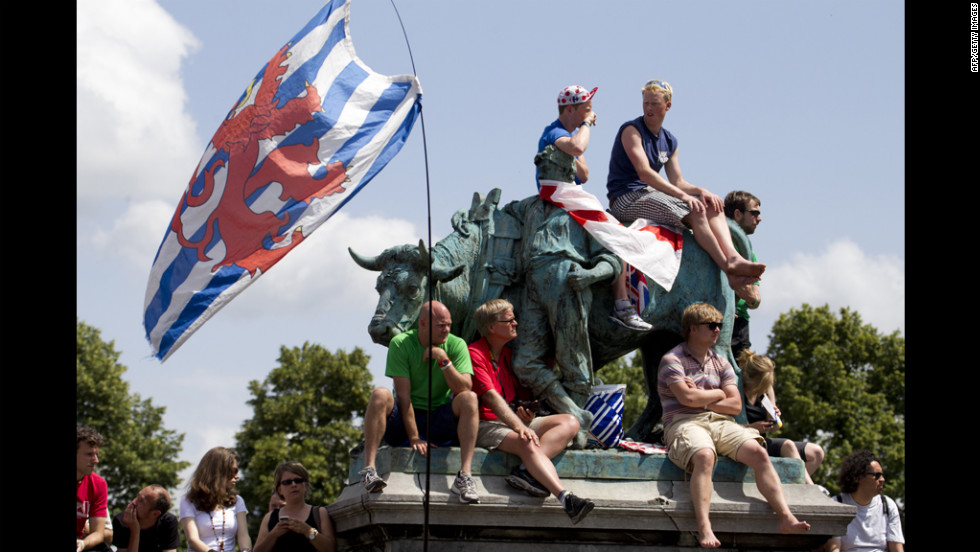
[389,1,433,548]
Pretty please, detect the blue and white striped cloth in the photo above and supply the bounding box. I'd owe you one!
[144,0,421,361]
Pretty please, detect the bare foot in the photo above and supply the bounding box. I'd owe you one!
[698,526,721,548]
[778,517,811,534]
[726,255,766,277]
[727,273,760,290]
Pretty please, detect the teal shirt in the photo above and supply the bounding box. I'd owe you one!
[385,329,473,410]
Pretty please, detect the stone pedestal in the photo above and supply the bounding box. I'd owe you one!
[326,446,855,551]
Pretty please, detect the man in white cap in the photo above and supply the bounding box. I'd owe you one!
[512,86,654,430]
[534,85,651,332]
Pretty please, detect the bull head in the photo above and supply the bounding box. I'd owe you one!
[349,240,466,346]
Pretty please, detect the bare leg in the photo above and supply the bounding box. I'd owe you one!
[453,391,480,474]
[736,441,810,534]
[535,414,580,458]
[803,443,825,478]
[363,388,394,468]
[497,433,565,497]
[684,210,765,282]
[780,440,814,485]
[689,448,721,548]
[612,262,630,301]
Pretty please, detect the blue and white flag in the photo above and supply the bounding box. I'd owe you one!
[143,0,422,361]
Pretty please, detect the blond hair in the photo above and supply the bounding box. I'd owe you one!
[642,79,673,102]
[681,303,722,340]
[474,299,514,337]
[738,349,775,401]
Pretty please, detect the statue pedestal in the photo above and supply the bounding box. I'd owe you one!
[327,446,855,550]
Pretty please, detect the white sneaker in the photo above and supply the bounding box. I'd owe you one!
[451,472,480,504]
[611,309,652,331]
[359,466,387,493]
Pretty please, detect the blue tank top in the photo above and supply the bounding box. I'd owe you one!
[606,116,678,201]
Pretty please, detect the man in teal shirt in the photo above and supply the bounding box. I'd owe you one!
[358,301,481,503]
[724,191,763,359]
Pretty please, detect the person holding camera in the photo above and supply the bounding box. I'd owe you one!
[253,462,335,552]
[468,299,595,524]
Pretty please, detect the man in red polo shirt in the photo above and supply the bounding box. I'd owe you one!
[77,426,109,552]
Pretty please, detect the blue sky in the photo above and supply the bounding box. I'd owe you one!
[77,0,904,502]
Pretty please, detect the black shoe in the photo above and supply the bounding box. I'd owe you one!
[505,466,550,497]
[563,493,595,524]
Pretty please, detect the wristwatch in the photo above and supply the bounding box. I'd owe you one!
[308,528,319,540]
[438,358,452,370]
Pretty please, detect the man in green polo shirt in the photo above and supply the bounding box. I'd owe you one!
[358,301,481,503]
[724,191,763,359]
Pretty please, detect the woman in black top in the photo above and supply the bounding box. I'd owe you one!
[253,462,336,552]
[739,350,825,485]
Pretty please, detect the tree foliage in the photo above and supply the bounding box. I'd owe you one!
[766,304,904,515]
[234,343,373,535]
[595,352,647,434]
[76,319,190,516]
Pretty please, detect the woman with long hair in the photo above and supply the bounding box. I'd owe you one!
[253,462,335,552]
[179,447,252,552]
[738,350,825,485]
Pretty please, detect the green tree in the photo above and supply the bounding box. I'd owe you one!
[234,343,373,536]
[595,352,647,432]
[766,304,904,517]
[76,319,190,516]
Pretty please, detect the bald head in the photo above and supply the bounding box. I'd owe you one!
[418,301,452,346]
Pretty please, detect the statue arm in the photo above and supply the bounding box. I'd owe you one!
[567,260,616,291]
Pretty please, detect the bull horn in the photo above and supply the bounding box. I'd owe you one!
[417,240,430,268]
[416,240,464,282]
[348,247,382,271]
[432,263,466,282]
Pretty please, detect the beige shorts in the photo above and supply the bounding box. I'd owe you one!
[476,416,549,450]
[665,411,763,472]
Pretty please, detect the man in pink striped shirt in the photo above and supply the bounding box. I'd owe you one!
[657,303,810,548]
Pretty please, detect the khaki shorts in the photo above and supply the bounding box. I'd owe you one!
[665,411,763,472]
[476,416,549,450]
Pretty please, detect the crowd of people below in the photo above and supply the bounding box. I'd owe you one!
[76,79,902,552]
[76,428,336,552]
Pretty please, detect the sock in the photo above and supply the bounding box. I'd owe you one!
[558,490,569,506]
[614,299,632,313]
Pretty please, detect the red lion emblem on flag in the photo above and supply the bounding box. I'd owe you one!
[170,44,349,277]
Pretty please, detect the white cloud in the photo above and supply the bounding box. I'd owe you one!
[77,0,202,208]
[752,239,905,349]
[234,212,421,316]
[91,199,176,271]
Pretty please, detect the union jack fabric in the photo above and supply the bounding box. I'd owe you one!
[538,181,683,294]
[144,0,422,361]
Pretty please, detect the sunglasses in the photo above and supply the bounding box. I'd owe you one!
[700,322,723,331]
[279,478,306,487]
[866,472,884,480]
[645,79,670,91]
[496,317,518,325]
[744,209,761,217]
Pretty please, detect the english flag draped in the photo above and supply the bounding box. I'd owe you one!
[538,181,684,294]
[144,0,421,361]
